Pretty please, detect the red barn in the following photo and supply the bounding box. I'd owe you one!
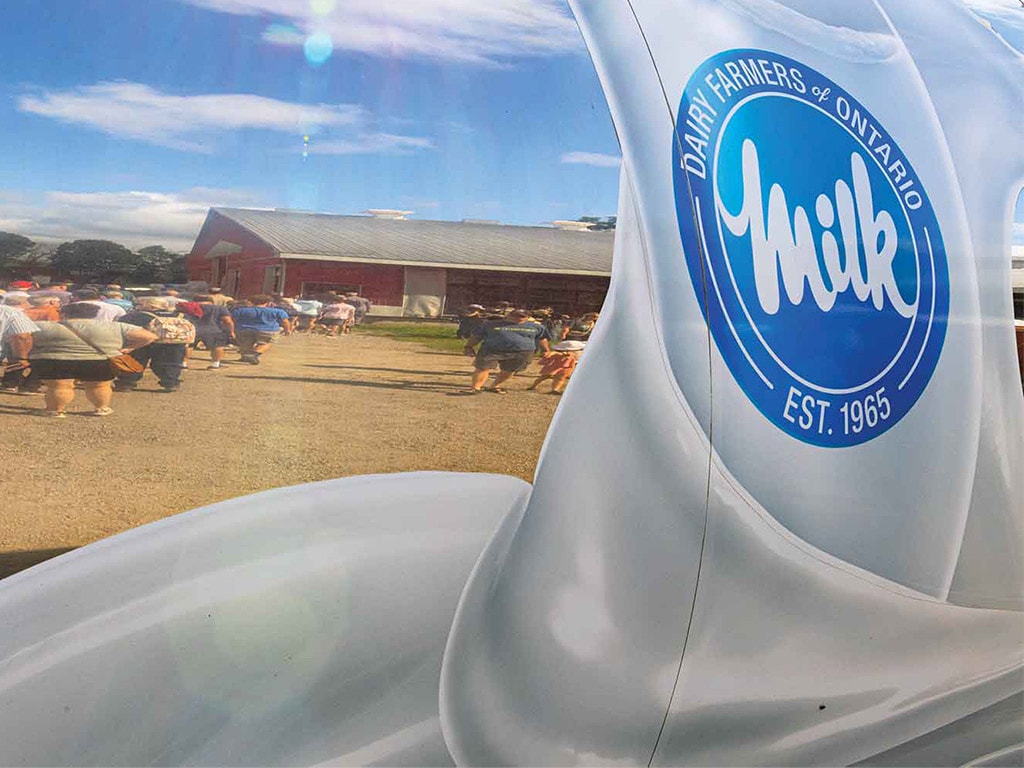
[186,208,614,316]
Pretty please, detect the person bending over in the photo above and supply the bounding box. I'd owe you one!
[527,340,585,395]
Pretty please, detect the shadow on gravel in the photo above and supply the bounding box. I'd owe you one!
[227,374,460,393]
[304,364,468,376]
[0,547,77,580]
[0,402,43,415]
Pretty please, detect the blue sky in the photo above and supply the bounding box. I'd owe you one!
[0,0,1019,251]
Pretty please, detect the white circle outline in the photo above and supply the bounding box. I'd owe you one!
[704,91,935,397]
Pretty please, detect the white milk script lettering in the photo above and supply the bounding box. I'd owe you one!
[718,139,914,318]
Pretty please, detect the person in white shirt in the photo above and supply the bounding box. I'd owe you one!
[293,297,323,332]
[71,290,126,322]
[0,304,38,354]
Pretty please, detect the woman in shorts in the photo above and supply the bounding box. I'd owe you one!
[29,302,157,417]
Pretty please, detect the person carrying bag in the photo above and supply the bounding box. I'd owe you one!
[61,321,145,376]
[27,302,158,417]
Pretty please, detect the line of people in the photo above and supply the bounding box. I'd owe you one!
[0,281,320,417]
[288,292,372,335]
[0,277,597,413]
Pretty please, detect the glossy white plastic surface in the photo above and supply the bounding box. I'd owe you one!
[881,0,1024,611]
[0,473,530,766]
[440,158,1024,768]
[441,169,713,766]
[441,0,1023,764]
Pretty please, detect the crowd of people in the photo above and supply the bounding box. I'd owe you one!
[455,302,598,395]
[0,280,374,418]
[0,278,598,416]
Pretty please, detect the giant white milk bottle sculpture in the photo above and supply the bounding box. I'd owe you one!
[0,0,1021,765]
[441,0,1023,764]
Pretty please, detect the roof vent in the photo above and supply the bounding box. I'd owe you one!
[551,220,595,232]
[365,209,413,220]
[462,219,501,226]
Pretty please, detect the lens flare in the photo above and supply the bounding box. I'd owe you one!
[303,31,333,66]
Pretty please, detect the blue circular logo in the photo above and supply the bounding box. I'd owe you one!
[673,50,949,448]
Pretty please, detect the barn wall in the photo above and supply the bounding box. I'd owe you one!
[445,270,610,315]
[237,254,284,298]
[282,261,405,308]
[187,211,280,298]
[186,212,611,312]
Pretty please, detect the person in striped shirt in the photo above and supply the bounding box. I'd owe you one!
[0,305,39,394]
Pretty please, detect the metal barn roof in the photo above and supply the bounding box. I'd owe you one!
[210,207,615,276]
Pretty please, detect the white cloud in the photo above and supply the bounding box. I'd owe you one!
[16,81,428,155]
[1013,221,1024,244]
[0,188,258,251]
[261,23,305,45]
[560,151,621,168]
[308,133,435,155]
[181,0,582,65]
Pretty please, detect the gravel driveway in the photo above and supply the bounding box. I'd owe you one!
[0,333,560,578]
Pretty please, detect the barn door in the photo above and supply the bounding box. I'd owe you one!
[262,265,282,294]
[403,267,447,317]
[225,269,240,298]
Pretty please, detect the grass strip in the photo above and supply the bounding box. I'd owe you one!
[354,321,464,352]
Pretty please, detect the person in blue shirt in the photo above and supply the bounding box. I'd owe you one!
[230,295,291,365]
[462,308,552,394]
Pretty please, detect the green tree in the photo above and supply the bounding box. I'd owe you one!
[577,216,617,231]
[130,245,187,284]
[11,243,55,276]
[51,239,136,282]
[0,232,35,276]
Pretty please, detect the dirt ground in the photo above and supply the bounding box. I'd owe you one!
[0,330,561,578]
